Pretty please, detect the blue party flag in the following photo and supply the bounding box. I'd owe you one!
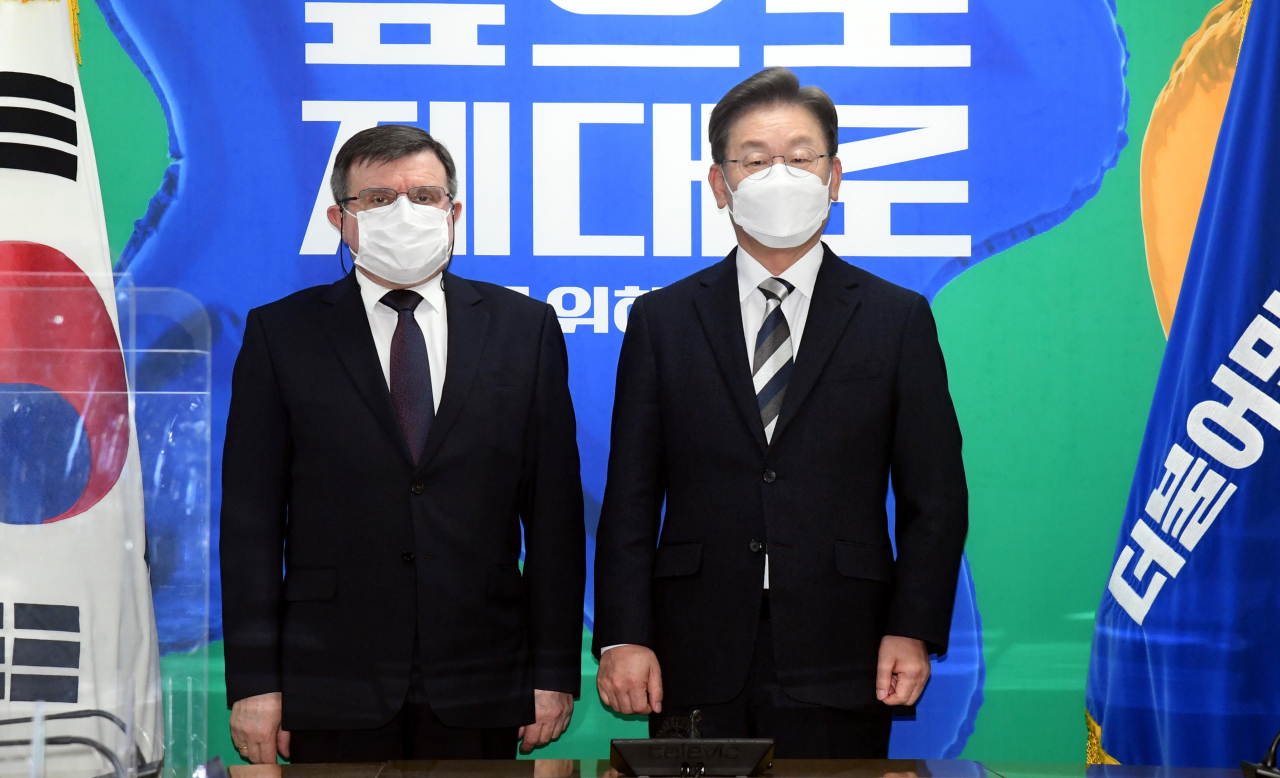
[1086,0,1280,767]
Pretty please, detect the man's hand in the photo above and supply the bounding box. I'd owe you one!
[597,645,663,715]
[876,636,931,706]
[230,692,289,764]
[519,690,574,754]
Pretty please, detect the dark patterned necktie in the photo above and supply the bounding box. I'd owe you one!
[753,277,795,442]
[380,289,434,463]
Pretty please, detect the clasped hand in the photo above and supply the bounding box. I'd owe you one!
[876,635,930,706]
[596,645,663,715]
[519,690,574,754]
[595,636,930,716]
[230,689,573,762]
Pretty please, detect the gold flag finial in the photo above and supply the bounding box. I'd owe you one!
[70,0,81,65]
[1240,0,1253,62]
[1086,710,1121,765]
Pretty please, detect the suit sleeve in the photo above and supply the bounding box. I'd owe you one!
[886,294,969,655]
[220,308,290,706]
[590,295,666,657]
[519,304,587,695]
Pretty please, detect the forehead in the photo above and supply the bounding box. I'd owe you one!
[348,149,447,191]
[727,102,825,153]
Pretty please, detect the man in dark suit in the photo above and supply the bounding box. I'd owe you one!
[593,68,968,758]
[221,125,585,764]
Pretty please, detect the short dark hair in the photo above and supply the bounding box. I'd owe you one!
[330,124,457,204]
[708,67,839,164]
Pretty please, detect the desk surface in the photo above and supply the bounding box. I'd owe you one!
[229,759,1241,778]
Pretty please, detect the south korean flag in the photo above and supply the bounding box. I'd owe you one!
[0,1,163,774]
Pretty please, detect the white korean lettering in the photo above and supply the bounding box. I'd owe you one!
[474,102,511,256]
[548,0,722,13]
[1187,365,1280,469]
[1177,482,1236,552]
[532,103,645,256]
[822,105,970,257]
[1264,290,1280,319]
[429,102,467,255]
[652,104,736,258]
[305,3,504,66]
[1108,520,1186,625]
[613,286,662,332]
[1161,459,1226,538]
[550,286,610,333]
[764,0,970,68]
[837,105,968,172]
[1144,443,1194,524]
[828,180,970,257]
[299,100,418,255]
[1229,310,1280,382]
[533,45,738,68]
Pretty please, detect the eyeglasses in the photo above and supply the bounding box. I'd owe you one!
[721,147,832,179]
[341,186,452,213]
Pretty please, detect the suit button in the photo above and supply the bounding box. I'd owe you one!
[410,481,425,495]
[749,539,763,553]
[762,470,777,483]
[402,551,415,565]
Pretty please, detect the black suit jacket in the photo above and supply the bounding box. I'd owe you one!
[592,245,967,711]
[220,271,585,731]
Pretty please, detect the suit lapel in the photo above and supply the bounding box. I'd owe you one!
[415,272,488,473]
[319,273,414,463]
[694,251,768,452]
[770,246,862,447]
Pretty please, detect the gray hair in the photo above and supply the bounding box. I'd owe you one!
[330,124,458,203]
[708,67,839,164]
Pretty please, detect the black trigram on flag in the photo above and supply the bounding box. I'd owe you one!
[0,71,78,181]
[0,602,81,703]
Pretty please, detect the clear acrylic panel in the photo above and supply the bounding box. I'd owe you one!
[0,272,210,778]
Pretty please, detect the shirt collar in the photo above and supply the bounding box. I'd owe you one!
[355,267,446,317]
[736,241,824,303]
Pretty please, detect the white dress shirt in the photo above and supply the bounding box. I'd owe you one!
[737,242,823,590]
[355,269,448,411]
[736,242,822,374]
[602,243,825,652]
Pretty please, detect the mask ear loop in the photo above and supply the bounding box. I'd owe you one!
[718,162,736,214]
[442,197,458,273]
[338,202,352,277]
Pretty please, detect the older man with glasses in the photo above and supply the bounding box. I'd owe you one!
[592,67,969,758]
[220,124,585,764]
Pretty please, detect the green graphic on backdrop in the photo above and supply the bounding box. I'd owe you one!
[76,0,1212,764]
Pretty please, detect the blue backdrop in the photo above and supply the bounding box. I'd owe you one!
[60,0,1130,757]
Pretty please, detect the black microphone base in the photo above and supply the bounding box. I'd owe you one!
[1241,761,1280,778]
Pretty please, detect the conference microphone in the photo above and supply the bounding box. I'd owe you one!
[193,755,230,778]
[1242,727,1280,778]
[611,711,774,778]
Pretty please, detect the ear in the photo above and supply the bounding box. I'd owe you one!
[828,156,843,203]
[709,164,730,210]
[326,203,343,232]
[451,199,463,223]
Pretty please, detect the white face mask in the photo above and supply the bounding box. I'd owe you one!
[348,197,454,286]
[726,163,833,249]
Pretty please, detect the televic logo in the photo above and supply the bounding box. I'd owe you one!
[649,744,742,760]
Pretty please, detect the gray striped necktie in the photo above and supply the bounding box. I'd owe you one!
[753,277,796,443]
